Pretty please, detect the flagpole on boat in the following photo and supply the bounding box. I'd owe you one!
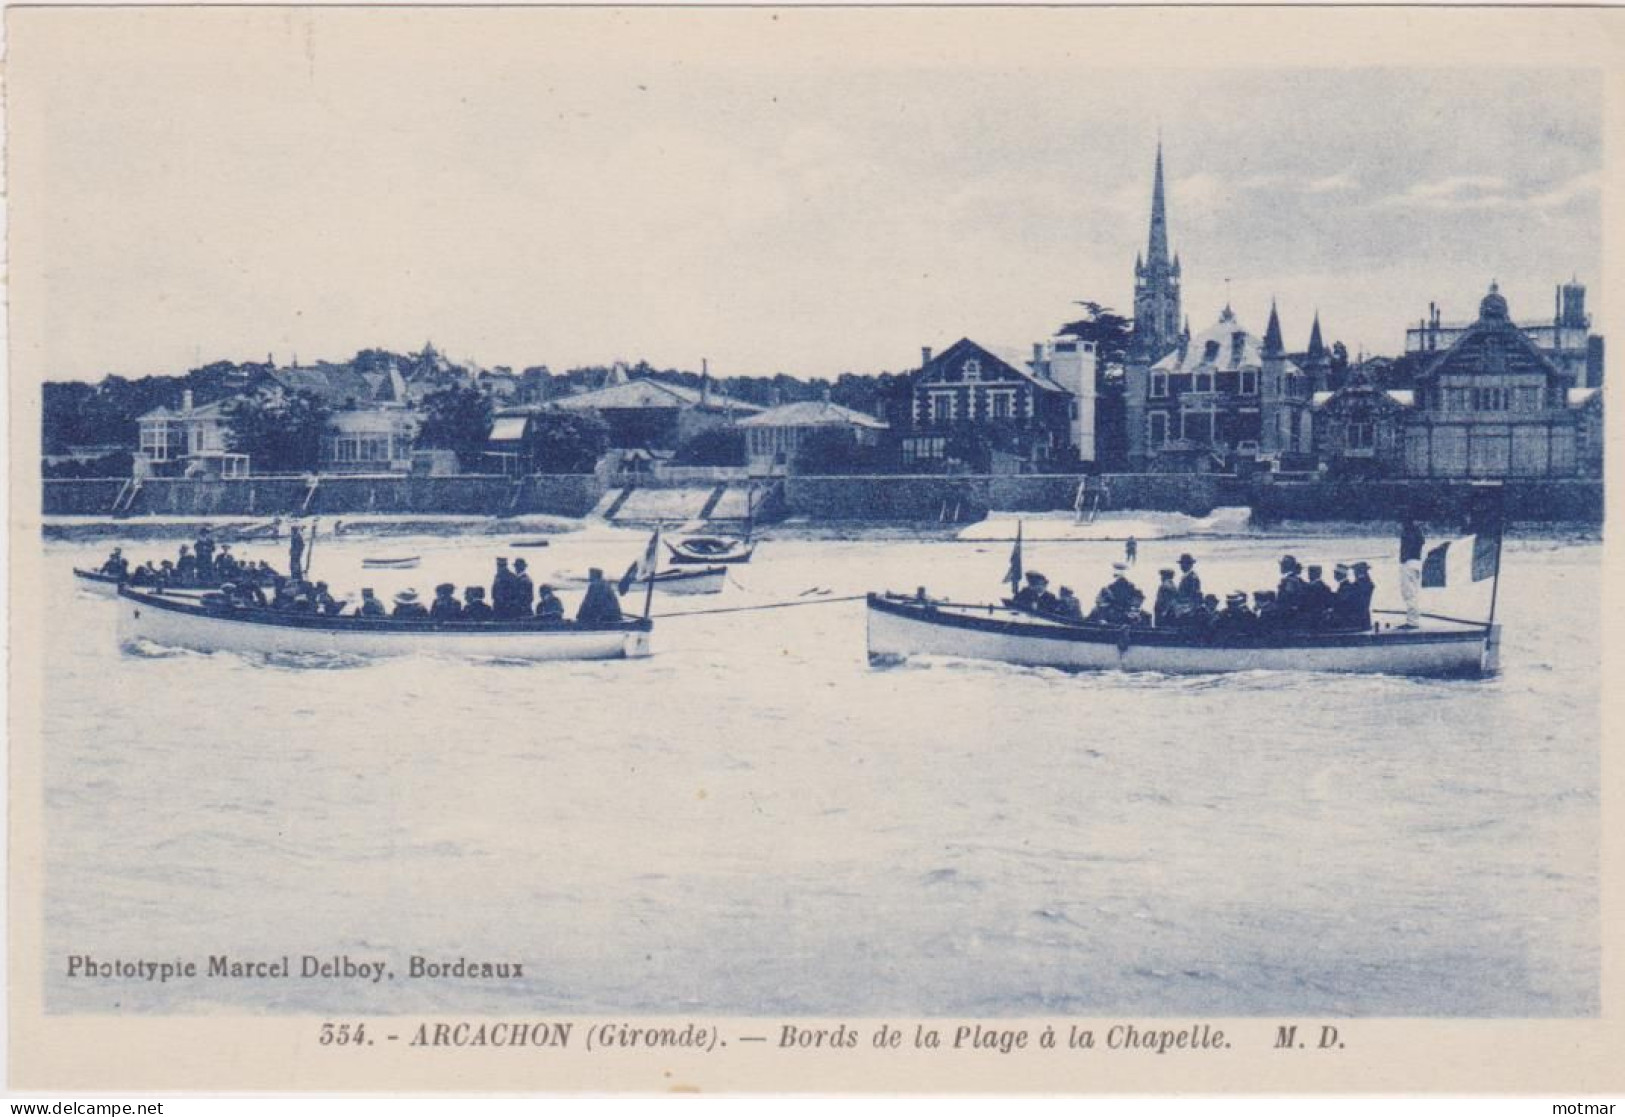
[1485,484,1505,629]
[642,523,661,621]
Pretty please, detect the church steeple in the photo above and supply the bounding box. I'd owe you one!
[1147,141,1170,269]
[1131,142,1183,362]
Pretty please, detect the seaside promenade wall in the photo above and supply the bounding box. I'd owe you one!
[43,474,604,519]
[42,472,1602,524]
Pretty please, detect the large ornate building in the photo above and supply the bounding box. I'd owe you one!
[1315,283,1595,478]
[1405,278,1603,389]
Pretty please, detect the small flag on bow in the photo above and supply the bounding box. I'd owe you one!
[1005,521,1023,592]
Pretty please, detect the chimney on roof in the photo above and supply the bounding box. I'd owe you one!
[182,389,194,413]
[1032,342,1043,365]
[921,346,933,367]
[700,360,711,407]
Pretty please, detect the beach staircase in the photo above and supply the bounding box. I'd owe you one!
[598,485,637,521]
[595,480,787,526]
[696,483,729,520]
[110,477,144,517]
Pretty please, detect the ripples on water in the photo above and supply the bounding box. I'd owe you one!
[41,532,1599,1016]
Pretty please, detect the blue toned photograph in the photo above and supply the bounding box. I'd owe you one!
[24,11,1601,1024]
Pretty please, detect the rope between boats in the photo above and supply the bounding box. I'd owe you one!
[651,595,866,620]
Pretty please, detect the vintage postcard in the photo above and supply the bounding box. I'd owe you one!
[7,3,1623,1096]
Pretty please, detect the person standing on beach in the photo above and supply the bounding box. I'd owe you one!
[1399,518,1426,629]
[289,525,306,582]
[1125,536,1138,566]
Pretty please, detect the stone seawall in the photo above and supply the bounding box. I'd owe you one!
[43,472,1603,524]
[44,474,605,519]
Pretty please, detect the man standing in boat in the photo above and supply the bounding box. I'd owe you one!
[1349,561,1376,630]
[1399,517,1426,629]
[1172,553,1203,625]
[492,558,517,618]
[194,527,215,585]
[511,558,536,616]
[577,568,624,625]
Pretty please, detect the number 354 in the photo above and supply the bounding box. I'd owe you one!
[320,1023,369,1046]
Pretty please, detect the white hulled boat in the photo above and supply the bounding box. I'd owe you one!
[118,587,652,661]
[865,594,1500,678]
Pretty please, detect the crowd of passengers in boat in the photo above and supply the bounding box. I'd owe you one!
[101,530,630,626]
[1002,553,1378,635]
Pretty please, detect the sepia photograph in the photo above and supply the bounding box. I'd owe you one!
[6,3,1621,1096]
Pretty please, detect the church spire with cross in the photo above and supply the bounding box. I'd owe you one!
[1132,140,1184,361]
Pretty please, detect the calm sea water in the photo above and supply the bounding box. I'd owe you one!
[41,527,1599,1016]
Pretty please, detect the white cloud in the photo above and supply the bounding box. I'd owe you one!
[1304,169,1358,194]
[1373,172,1598,214]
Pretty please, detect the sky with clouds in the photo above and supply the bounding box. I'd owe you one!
[11,10,1605,383]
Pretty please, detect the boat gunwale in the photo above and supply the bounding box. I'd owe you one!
[866,592,1490,650]
[119,586,653,636]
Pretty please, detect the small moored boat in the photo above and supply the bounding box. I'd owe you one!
[555,565,727,596]
[117,586,652,661]
[665,536,755,565]
[361,556,421,570]
[865,593,1500,678]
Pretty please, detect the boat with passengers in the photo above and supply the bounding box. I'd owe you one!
[117,585,652,661]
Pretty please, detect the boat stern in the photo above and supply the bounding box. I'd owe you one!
[1481,623,1504,675]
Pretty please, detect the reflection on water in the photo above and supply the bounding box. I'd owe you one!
[42,530,1599,1016]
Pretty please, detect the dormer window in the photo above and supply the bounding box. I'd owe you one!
[1151,372,1169,399]
[1230,332,1246,365]
[1203,340,1221,363]
[962,359,982,383]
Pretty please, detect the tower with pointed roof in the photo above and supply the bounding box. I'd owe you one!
[1131,143,1184,363]
[1303,312,1332,393]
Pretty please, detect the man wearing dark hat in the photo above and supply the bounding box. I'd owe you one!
[1302,564,1335,629]
[491,557,516,618]
[1153,568,1178,627]
[429,582,463,621]
[392,588,429,619]
[1011,571,1050,613]
[576,567,624,625]
[462,586,493,621]
[535,584,566,623]
[358,587,387,618]
[1253,589,1282,633]
[1349,561,1376,630]
[1173,553,1203,625]
[1275,555,1307,626]
[511,558,536,617]
[194,527,215,585]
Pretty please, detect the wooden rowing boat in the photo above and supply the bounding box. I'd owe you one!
[865,593,1500,677]
[553,565,727,596]
[665,536,755,565]
[361,556,421,569]
[117,586,652,661]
